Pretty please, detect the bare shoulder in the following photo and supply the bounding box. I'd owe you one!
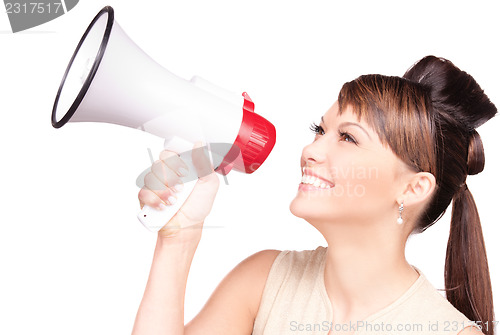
[225,249,281,280]
[457,325,483,335]
[185,249,281,335]
[230,249,282,312]
[237,249,282,279]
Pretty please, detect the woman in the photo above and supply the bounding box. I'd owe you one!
[132,56,496,335]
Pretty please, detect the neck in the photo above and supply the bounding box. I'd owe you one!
[317,217,419,324]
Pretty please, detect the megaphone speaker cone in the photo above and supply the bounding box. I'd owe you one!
[52,6,114,128]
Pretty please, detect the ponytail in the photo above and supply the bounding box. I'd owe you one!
[445,130,494,334]
[446,185,494,334]
[402,56,497,334]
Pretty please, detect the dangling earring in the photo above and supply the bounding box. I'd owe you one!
[397,202,404,225]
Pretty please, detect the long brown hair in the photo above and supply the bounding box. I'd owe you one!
[337,56,496,334]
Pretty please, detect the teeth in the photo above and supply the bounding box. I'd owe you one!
[300,174,332,189]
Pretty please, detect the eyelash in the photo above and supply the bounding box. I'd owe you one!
[309,122,325,135]
[309,122,358,145]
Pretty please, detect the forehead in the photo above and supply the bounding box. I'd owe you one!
[323,101,366,126]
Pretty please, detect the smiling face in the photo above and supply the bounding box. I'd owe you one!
[289,101,412,228]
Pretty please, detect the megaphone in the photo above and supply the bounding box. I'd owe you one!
[51,6,276,232]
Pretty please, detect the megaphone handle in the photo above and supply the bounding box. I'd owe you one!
[137,137,202,232]
[137,177,197,232]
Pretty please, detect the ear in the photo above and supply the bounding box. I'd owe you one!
[397,172,436,206]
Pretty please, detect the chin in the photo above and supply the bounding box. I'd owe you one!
[289,196,327,221]
[290,194,355,228]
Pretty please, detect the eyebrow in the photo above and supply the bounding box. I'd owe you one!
[321,116,372,140]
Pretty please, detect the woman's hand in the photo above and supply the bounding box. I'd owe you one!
[138,142,220,238]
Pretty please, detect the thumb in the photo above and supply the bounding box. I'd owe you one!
[191,141,215,182]
[175,142,219,225]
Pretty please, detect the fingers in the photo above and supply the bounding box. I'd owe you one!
[150,159,183,189]
[138,187,165,210]
[139,151,187,210]
[142,172,177,207]
[159,150,189,176]
[138,143,216,214]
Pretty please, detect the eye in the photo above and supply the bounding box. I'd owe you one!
[338,130,358,145]
[309,122,325,136]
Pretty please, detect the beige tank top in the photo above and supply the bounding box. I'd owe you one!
[252,246,480,335]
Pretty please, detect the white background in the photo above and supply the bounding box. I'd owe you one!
[1,1,499,334]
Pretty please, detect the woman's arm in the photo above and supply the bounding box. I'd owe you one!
[132,230,280,335]
[132,228,202,335]
[132,143,218,335]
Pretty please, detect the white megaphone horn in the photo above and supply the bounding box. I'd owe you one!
[51,6,276,232]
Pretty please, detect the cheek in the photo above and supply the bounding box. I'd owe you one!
[328,153,397,203]
[336,154,398,207]
[337,166,380,199]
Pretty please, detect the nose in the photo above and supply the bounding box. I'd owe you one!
[301,137,327,168]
